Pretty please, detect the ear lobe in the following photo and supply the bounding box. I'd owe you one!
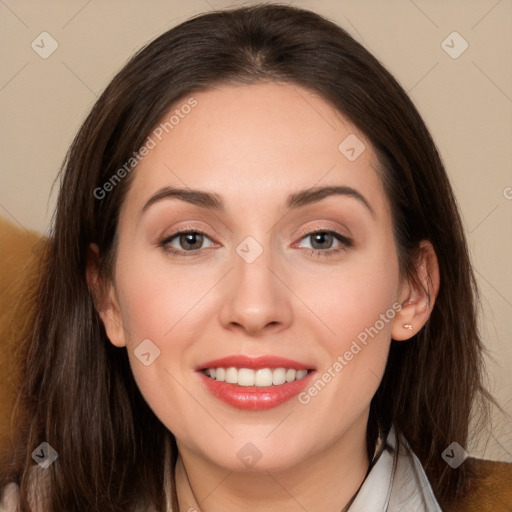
[86,243,127,348]
[391,240,440,341]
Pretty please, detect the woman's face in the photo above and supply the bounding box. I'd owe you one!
[103,82,408,472]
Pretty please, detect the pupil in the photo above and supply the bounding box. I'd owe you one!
[181,233,202,250]
[312,233,331,249]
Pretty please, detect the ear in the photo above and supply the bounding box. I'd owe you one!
[391,240,440,341]
[86,243,127,348]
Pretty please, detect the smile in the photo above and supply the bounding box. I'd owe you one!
[197,355,316,410]
[202,367,310,386]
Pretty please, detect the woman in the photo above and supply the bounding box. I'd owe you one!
[0,4,497,511]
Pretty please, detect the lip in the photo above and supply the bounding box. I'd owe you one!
[198,371,316,410]
[196,355,316,411]
[197,355,314,371]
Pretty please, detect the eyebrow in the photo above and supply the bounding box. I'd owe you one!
[141,185,375,217]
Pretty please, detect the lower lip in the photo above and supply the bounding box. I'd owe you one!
[198,371,316,410]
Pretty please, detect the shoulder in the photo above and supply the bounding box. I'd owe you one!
[0,467,50,512]
[0,478,167,512]
[443,458,512,512]
[0,482,20,511]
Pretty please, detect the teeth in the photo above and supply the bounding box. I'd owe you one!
[272,367,286,385]
[255,368,272,387]
[225,367,238,384]
[238,368,255,386]
[203,367,310,386]
[285,369,296,382]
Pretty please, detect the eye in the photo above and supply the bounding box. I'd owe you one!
[159,229,215,255]
[296,230,353,258]
[159,228,353,258]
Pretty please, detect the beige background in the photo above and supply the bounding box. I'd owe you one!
[0,0,511,461]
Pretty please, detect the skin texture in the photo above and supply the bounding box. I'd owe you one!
[88,82,439,512]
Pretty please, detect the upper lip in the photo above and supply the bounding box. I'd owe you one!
[197,355,315,371]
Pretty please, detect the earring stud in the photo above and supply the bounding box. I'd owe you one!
[403,323,413,330]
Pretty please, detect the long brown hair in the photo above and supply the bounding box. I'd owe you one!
[1,4,492,510]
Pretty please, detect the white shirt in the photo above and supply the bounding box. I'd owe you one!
[1,426,442,511]
[347,425,443,511]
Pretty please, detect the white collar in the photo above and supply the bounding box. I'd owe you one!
[348,425,442,511]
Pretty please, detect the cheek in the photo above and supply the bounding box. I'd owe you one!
[112,255,213,437]
[307,242,400,352]
[112,248,188,371]
[115,244,215,346]
[293,242,400,416]
[329,268,398,346]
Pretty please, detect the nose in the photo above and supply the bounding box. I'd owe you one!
[218,241,293,336]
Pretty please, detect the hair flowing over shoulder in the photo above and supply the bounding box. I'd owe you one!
[1,4,491,511]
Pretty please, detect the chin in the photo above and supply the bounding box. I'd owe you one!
[189,433,316,474]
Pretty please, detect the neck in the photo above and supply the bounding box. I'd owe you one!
[174,414,370,512]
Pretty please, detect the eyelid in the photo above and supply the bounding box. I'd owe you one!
[294,224,353,244]
[294,229,352,249]
[160,227,215,245]
[160,222,217,242]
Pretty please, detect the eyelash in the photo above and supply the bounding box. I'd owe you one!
[159,228,353,259]
[297,229,353,258]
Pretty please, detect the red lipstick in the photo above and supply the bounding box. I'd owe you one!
[197,355,316,410]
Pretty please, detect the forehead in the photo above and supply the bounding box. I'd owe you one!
[122,82,388,219]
